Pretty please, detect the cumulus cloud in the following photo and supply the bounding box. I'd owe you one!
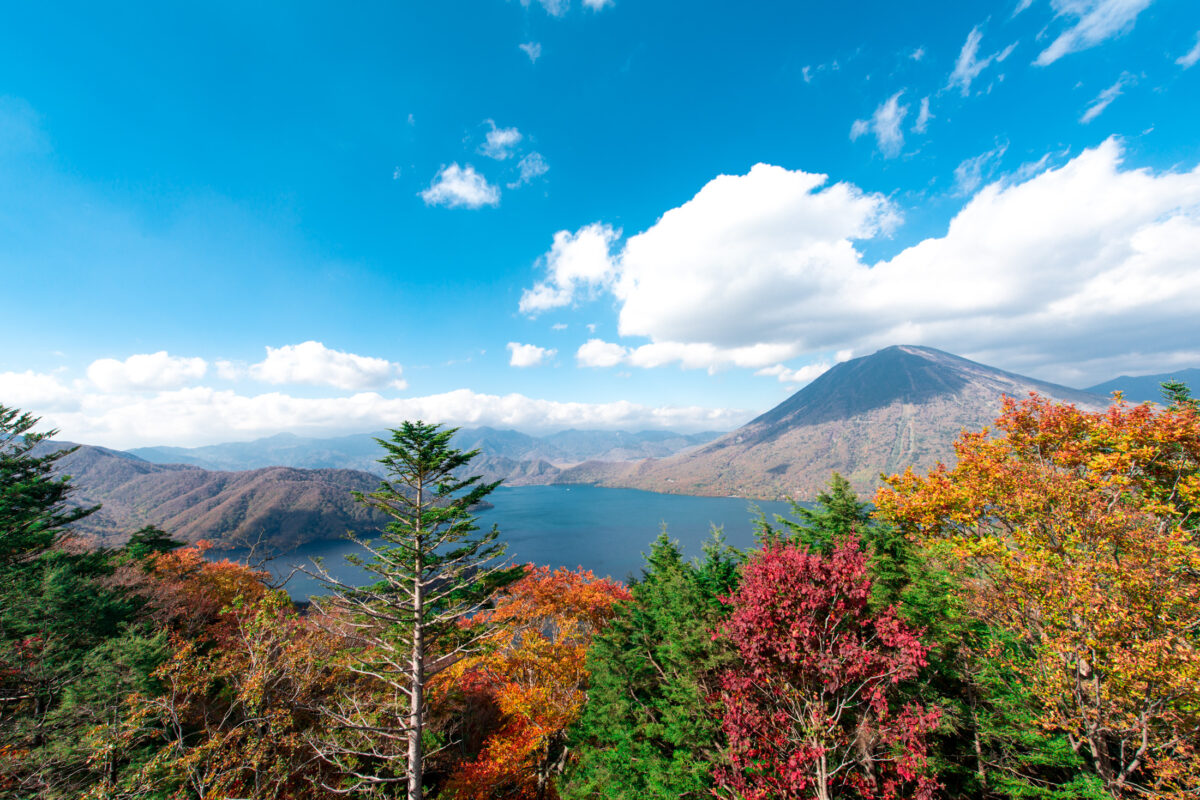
[248,342,406,391]
[948,27,1017,96]
[576,339,803,373]
[582,0,613,9]
[576,338,629,368]
[0,370,79,411]
[851,91,909,157]
[755,362,832,384]
[508,152,549,188]
[519,42,543,63]
[521,141,1200,384]
[480,120,523,160]
[1178,32,1200,68]
[519,223,620,314]
[507,342,557,367]
[1035,0,1154,66]
[87,351,207,392]
[22,385,746,449]
[419,164,500,209]
[1080,74,1133,123]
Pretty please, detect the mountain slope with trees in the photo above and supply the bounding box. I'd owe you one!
[41,442,387,547]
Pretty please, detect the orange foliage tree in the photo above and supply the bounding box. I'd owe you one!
[876,395,1200,798]
[443,565,631,800]
[89,589,345,800]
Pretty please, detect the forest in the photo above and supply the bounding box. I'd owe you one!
[1,386,1198,800]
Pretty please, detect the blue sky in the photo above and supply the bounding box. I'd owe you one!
[2,0,1199,447]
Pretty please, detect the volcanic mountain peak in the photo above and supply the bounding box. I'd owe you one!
[745,345,1103,437]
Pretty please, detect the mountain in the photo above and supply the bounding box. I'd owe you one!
[127,427,721,479]
[559,346,1110,500]
[1085,368,1200,405]
[44,442,387,549]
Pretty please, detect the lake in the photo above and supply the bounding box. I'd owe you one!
[238,485,799,599]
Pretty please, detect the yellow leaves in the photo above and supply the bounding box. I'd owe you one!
[876,393,1200,794]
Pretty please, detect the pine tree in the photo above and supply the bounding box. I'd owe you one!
[308,421,511,800]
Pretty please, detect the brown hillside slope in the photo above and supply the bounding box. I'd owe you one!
[47,443,386,548]
[559,345,1111,500]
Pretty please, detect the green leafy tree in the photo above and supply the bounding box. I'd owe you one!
[308,421,511,800]
[561,530,741,799]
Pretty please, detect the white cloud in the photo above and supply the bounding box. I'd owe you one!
[419,163,500,209]
[27,386,746,449]
[508,152,549,188]
[851,91,909,157]
[1014,0,1035,13]
[215,360,244,381]
[576,338,628,368]
[248,342,406,391]
[0,370,79,411]
[582,0,614,9]
[519,42,543,63]
[1081,74,1132,123]
[87,351,208,392]
[1035,0,1154,66]
[913,97,933,133]
[1175,32,1200,69]
[523,0,568,16]
[954,142,1008,195]
[948,27,1017,96]
[521,141,1200,385]
[755,362,833,385]
[519,223,620,314]
[551,322,568,331]
[480,120,523,160]
[910,46,926,61]
[507,342,557,367]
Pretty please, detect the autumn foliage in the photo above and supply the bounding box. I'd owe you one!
[715,536,940,800]
[443,565,630,800]
[877,394,1200,797]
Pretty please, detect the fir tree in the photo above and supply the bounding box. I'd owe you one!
[562,530,741,799]
[308,421,511,800]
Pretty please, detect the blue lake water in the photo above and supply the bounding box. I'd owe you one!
[239,485,798,599]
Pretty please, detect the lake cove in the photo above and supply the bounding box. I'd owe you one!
[238,485,798,600]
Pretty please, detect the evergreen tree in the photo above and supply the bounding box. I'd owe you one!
[0,404,96,564]
[0,405,146,798]
[756,472,870,552]
[561,530,741,799]
[308,421,510,800]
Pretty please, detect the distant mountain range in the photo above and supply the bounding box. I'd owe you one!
[1085,368,1200,404]
[555,346,1111,500]
[43,346,1195,546]
[128,427,721,479]
[50,428,718,546]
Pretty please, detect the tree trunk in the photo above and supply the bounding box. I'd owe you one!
[408,501,425,800]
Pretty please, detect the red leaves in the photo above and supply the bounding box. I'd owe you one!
[715,537,939,800]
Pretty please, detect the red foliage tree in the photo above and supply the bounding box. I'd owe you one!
[715,537,940,800]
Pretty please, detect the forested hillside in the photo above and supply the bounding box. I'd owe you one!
[3,392,1199,799]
